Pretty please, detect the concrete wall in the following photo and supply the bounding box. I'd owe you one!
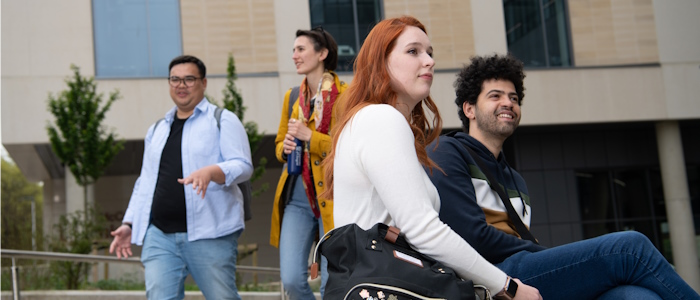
[1,0,95,144]
[5,0,700,147]
[652,0,700,120]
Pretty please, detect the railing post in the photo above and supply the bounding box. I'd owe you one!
[11,257,21,300]
[280,282,285,300]
[91,243,98,283]
[252,246,258,286]
[102,247,110,280]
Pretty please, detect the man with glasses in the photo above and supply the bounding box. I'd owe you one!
[110,55,253,300]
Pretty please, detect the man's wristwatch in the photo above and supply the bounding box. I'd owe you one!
[122,223,132,229]
[494,276,518,300]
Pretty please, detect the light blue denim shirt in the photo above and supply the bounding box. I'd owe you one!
[123,99,253,245]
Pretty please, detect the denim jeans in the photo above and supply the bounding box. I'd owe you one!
[279,177,328,299]
[496,231,699,300]
[598,285,663,300]
[141,224,242,300]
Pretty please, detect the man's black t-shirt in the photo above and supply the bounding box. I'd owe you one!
[151,116,188,233]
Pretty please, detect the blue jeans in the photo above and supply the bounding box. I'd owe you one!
[598,285,663,300]
[141,224,242,300]
[496,231,699,300]
[279,177,328,299]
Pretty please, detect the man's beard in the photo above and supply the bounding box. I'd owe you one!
[474,107,519,139]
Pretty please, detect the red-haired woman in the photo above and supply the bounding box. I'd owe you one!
[321,16,541,299]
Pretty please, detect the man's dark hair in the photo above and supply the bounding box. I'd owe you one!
[454,54,525,131]
[169,55,207,78]
[296,28,338,71]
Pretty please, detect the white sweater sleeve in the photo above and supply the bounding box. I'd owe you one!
[334,105,508,293]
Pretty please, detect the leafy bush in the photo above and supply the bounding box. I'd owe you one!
[46,207,107,289]
[1,264,57,291]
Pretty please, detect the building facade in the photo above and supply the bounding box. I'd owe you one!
[2,0,699,288]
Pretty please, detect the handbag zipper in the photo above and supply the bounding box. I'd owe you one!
[344,282,446,300]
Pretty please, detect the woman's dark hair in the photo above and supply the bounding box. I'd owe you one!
[296,28,338,71]
[169,55,207,78]
[454,54,525,131]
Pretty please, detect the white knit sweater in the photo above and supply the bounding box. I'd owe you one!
[332,104,508,293]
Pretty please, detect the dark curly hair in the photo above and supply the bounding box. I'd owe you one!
[454,54,525,131]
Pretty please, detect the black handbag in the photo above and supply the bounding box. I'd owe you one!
[312,222,489,300]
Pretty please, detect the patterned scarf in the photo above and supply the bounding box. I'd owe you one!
[296,71,339,217]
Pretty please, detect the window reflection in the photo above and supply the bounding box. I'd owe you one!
[503,0,571,67]
[92,0,182,78]
[575,167,700,262]
[310,0,383,72]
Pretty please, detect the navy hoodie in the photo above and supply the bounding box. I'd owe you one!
[426,132,546,264]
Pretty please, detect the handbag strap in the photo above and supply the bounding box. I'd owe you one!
[385,226,400,243]
[310,224,404,279]
[462,144,538,244]
[311,225,339,279]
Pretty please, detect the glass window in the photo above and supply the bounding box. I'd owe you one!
[503,0,572,67]
[309,0,383,72]
[612,170,654,220]
[575,168,675,257]
[577,171,615,223]
[92,0,182,78]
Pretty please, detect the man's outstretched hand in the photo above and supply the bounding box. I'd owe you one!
[109,224,133,259]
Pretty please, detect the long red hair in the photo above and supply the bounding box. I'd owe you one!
[321,16,443,199]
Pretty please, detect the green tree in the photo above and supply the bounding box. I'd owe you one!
[46,65,125,212]
[1,158,44,256]
[220,54,268,196]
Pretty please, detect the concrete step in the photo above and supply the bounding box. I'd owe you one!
[1,291,322,300]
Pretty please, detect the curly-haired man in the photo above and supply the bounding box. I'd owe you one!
[426,54,699,299]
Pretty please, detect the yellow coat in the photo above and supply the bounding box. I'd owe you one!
[269,74,347,247]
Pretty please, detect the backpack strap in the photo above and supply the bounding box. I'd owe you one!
[288,86,300,119]
[461,142,538,244]
[153,118,165,133]
[446,131,538,243]
[214,107,224,129]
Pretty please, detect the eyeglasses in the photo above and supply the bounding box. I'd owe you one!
[312,26,329,48]
[168,76,202,87]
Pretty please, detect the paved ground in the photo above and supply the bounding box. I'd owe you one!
[0,291,321,300]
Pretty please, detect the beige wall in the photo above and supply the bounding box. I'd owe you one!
[569,0,659,66]
[431,66,675,129]
[1,0,95,144]
[521,67,668,125]
[273,0,311,94]
[384,0,477,69]
[3,0,699,147]
[652,0,700,64]
[181,0,279,75]
[652,1,700,120]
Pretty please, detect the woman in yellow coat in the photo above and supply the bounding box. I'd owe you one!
[270,27,347,299]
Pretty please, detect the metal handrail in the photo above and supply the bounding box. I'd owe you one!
[1,249,142,265]
[1,249,286,300]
